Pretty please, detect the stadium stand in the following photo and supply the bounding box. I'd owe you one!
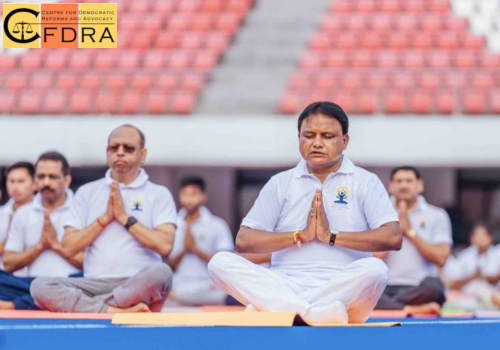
[0,0,255,114]
[279,0,500,115]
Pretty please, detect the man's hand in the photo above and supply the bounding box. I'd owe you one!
[185,227,196,252]
[99,186,115,226]
[41,210,58,250]
[112,183,128,226]
[316,190,331,244]
[301,191,319,243]
[397,200,411,235]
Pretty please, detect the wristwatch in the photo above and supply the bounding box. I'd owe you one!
[329,229,339,246]
[124,216,138,230]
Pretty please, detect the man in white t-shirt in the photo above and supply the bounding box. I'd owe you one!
[1,153,82,310]
[0,162,36,275]
[374,166,452,314]
[443,223,500,309]
[208,101,402,324]
[168,176,234,306]
[31,125,177,313]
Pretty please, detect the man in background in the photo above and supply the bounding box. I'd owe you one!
[443,223,500,310]
[374,166,453,314]
[168,176,234,306]
[0,152,82,310]
[0,162,36,274]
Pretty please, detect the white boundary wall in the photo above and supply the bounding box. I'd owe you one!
[0,115,499,168]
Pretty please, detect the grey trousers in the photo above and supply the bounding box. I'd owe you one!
[30,263,173,313]
[374,277,446,310]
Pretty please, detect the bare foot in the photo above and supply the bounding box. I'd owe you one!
[106,302,151,313]
[492,292,500,307]
[404,302,441,315]
[0,300,15,310]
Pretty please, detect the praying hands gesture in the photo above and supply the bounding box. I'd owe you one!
[99,182,128,226]
[41,210,59,250]
[302,190,332,244]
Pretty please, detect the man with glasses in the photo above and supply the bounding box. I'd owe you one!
[31,125,177,313]
[0,152,82,310]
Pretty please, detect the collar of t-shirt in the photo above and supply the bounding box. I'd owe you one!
[32,190,74,212]
[292,155,355,180]
[104,168,149,188]
[178,206,212,225]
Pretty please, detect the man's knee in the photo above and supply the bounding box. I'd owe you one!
[420,277,446,304]
[30,278,56,306]
[361,257,389,283]
[208,251,235,278]
[147,263,173,290]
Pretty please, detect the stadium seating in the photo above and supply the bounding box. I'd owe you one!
[0,0,255,114]
[279,0,500,115]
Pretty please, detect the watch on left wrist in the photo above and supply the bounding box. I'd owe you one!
[124,216,138,230]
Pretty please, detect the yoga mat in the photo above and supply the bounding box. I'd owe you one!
[0,310,113,320]
[112,312,401,327]
[440,309,475,318]
[369,310,409,319]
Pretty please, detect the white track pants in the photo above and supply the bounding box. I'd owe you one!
[208,252,388,323]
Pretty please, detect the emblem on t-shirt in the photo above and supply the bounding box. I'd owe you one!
[131,199,143,211]
[334,186,349,206]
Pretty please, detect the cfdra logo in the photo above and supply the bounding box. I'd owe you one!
[2,3,117,48]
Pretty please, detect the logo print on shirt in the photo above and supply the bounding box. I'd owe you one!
[334,187,349,205]
[131,199,143,211]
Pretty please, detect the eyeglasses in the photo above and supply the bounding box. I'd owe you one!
[107,144,137,153]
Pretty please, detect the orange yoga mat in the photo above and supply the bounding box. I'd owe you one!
[112,312,402,327]
[0,310,114,320]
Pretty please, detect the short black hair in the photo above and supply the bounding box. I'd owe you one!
[36,151,71,176]
[297,101,349,135]
[180,176,206,192]
[470,222,494,238]
[109,124,146,148]
[390,166,421,180]
[5,162,35,179]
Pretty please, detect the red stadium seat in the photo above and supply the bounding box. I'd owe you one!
[436,92,456,114]
[30,72,54,89]
[463,90,488,114]
[279,93,302,114]
[7,73,28,91]
[145,92,169,114]
[18,91,42,114]
[170,93,197,114]
[95,92,118,114]
[0,54,17,71]
[0,92,18,114]
[69,90,94,114]
[357,91,378,114]
[44,90,67,114]
[490,90,500,114]
[383,91,406,114]
[131,72,154,92]
[410,91,434,114]
[119,91,143,114]
[80,73,102,90]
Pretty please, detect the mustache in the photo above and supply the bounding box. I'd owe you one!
[40,187,54,192]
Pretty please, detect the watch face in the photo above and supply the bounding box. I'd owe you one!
[127,216,138,227]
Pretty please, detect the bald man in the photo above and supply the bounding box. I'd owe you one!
[31,125,177,313]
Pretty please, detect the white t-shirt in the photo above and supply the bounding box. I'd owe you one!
[5,191,80,278]
[0,211,10,271]
[242,156,399,280]
[0,199,30,276]
[64,169,177,279]
[442,245,500,292]
[171,206,234,285]
[384,196,453,286]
